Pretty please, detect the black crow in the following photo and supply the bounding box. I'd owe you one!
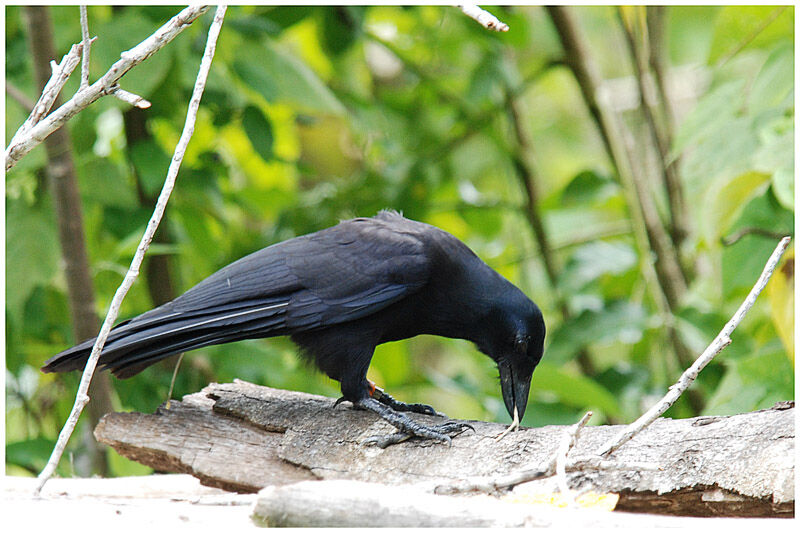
[43,211,545,446]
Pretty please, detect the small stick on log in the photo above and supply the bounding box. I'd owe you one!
[555,411,592,497]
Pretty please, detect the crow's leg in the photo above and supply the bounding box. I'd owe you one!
[332,381,438,415]
[354,397,474,448]
[367,381,438,416]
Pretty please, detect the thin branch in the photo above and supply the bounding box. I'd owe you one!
[79,5,91,90]
[506,86,596,378]
[6,81,35,112]
[546,6,688,312]
[597,236,792,458]
[618,7,690,252]
[646,7,676,134]
[458,4,509,32]
[6,5,209,172]
[109,85,151,109]
[722,227,789,246]
[34,5,227,496]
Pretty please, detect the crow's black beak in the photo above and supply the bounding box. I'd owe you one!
[498,359,532,422]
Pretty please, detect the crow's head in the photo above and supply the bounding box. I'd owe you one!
[478,293,545,425]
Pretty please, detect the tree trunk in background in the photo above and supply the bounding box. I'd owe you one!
[123,105,181,371]
[23,5,113,477]
[123,106,177,308]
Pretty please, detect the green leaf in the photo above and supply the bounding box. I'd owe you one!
[5,200,60,321]
[672,80,745,158]
[703,343,794,415]
[242,105,275,162]
[129,139,172,197]
[546,301,649,365]
[227,14,283,38]
[560,170,619,206]
[532,362,622,418]
[319,6,365,55]
[771,167,794,210]
[558,240,637,292]
[6,438,60,475]
[675,307,753,361]
[233,40,344,114]
[708,6,794,64]
[260,6,316,30]
[748,43,794,114]
[92,8,174,98]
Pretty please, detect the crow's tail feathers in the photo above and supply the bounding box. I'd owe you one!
[41,298,289,378]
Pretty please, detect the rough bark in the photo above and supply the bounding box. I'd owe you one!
[94,381,794,519]
[23,5,114,476]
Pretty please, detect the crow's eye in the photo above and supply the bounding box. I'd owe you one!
[514,335,529,354]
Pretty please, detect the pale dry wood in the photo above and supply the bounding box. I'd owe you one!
[6,475,256,530]
[95,381,794,517]
[252,479,794,528]
[4,475,790,529]
[458,4,509,32]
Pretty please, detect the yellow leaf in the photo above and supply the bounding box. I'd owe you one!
[767,246,794,363]
[705,171,770,244]
[503,490,619,511]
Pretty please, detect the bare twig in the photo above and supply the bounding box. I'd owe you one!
[494,405,520,441]
[109,85,151,109]
[79,6,91,90]
[34,5,227,496]
[438,412,594,495]
[597,236,792,458]
[165,353,185,410]
[722,227,788,246]
[8,40,88,149]
[6,5,209,172]
[555,412,592,496]
[458,4,509,32]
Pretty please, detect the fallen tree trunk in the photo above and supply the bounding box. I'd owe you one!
[94,380,794,519]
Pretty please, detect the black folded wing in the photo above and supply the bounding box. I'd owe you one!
[42,215,431,378]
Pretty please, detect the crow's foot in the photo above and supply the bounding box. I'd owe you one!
[354,397,474,448]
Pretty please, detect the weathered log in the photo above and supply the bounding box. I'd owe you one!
[94,380,794,518]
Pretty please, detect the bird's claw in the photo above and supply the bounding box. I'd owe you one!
[360,421,473,448]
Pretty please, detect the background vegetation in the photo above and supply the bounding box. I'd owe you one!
[5,5,794,478]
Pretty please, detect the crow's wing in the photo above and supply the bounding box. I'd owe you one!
[42,216,431,377]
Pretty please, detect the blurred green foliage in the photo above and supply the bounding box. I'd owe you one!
[5,6,794,477]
